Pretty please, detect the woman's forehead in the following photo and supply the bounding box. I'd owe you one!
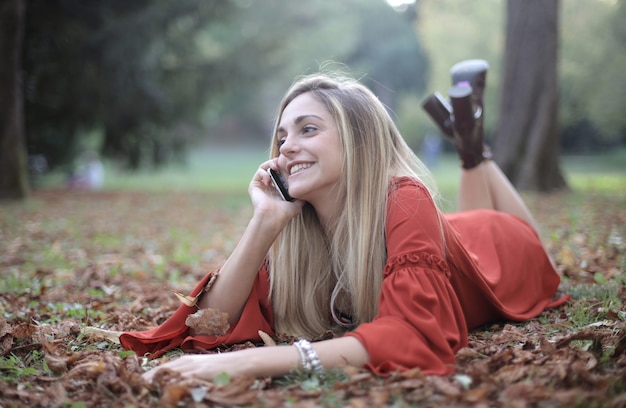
[279,93,330,126]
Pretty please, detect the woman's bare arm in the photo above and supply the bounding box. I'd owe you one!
[197,162,304,325]
[196,213,283,324]
[142,336,369,382]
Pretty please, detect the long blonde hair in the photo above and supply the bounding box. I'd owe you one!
[268,72,435,339]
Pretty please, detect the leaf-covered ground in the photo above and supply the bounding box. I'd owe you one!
[1,189,625,407]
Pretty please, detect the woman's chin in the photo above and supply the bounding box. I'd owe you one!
[287,187,308,202]
[287,190,302,201]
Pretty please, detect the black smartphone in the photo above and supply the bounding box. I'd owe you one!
[267,168,294,201]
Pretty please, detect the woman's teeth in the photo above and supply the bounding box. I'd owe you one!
[290,163,313,175]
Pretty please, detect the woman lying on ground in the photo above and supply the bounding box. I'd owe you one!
[119,68,567,382]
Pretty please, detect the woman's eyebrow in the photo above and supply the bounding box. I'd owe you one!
[294,114,323,123]
[277,114,324,133]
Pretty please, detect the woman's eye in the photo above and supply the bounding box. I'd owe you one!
[277,138,286,147]
[302,125,317,134]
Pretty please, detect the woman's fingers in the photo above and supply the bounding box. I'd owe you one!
[252,160,278,187]
[141,357,193,383]
[142,354,236,383]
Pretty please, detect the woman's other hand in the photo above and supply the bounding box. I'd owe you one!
[142,345,300,384]
[142,353,243,384]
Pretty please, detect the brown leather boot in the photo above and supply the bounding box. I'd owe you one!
[422,59,492,169]
[449,59,491,169]
[450,59,489,109]
[448,83,489,169]
[421,92,454,140]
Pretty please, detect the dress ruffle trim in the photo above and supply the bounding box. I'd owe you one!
[384,251,450,279]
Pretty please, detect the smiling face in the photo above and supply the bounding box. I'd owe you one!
[275,92,343,210]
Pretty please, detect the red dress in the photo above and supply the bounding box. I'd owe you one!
[120,177,566,375]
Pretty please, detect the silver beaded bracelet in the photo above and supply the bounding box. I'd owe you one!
[293,339,323,373]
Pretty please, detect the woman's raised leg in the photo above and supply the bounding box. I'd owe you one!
[457,160,538,231]
[423,59,539,232]
[483,160,538,229]
[457,162,493,212]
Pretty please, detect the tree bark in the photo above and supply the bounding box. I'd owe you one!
[0,0,28,200]
[493,0,568,191]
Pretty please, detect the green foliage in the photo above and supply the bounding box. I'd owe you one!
[416,0,505,141]
[418,0,626,153]
[24,0,239,169]
[22,0,427,172]
[0,267,41,295]
[41,302,107,325]
[276,368,350,391]
[213,371,231,386]
[560,0,626,150]
[564,275,624,305]
[210,0,428,152]
[0,351,51,384]
[561,148,626,192]
[16,0,626,182]
[118,350,137,359]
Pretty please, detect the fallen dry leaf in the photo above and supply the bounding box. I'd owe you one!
[0,189,624,407]
[184,308,230,336]
[258,330,277,346]
[0,317,13,355]
[82,326,123,344]
[174,291,199,307]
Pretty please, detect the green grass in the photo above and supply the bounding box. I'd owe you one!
[36,145,626,200]
[0,352,51,384]
[561,150,626,192]
[105,146,269,193]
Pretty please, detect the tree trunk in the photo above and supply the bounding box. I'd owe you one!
[493,0,568,191]
[0,0,28,200]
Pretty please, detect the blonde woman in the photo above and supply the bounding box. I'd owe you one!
[121,72,566,381]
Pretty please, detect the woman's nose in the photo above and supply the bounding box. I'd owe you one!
[279,135,299,156]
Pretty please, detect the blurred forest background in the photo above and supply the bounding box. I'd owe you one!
[1,0,625,197]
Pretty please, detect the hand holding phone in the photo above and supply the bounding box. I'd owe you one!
[267,168,294,202]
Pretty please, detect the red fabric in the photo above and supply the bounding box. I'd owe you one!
[345,178,563,375]
[119,267,274,358]
[120,177,565,375]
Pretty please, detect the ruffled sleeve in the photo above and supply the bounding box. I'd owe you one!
[345,178,467,375]
[119,266,274,358]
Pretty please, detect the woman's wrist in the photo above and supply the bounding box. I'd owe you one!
[238,345,303,378]
[249,210,289,238]
[293,339,324,373]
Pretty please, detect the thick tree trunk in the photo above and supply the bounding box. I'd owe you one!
[0,0,28,200]
[493,0,568,191]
